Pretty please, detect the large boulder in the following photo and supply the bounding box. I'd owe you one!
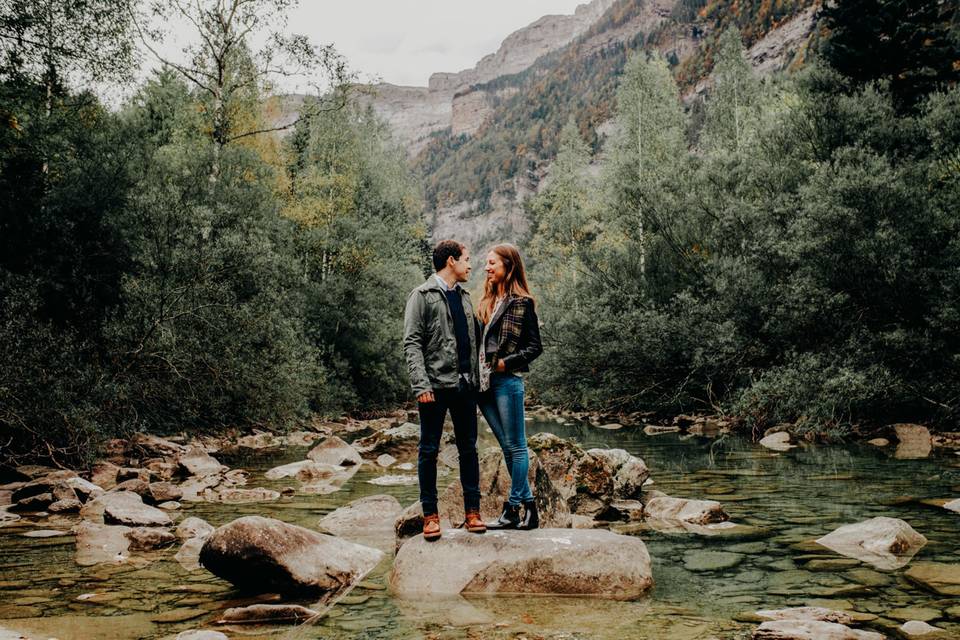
[306,436,363,467]
[353,422,421,462]
[318,494,402,551]
[438,448,571,529]
[644,496,729,525]
[752,620,884,639]
[587,448,650,500]
[177,446,225,477]
[815,517,927,570]
[390,528,653,599]
[199,516,382,600]
[80,491,172,527]
[528,433,636,516]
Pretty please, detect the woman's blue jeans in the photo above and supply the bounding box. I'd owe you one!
[479,373,533,505]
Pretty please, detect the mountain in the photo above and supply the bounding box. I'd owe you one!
[404,0,820,251]
[283,0,821,252]
[353,0,620,156]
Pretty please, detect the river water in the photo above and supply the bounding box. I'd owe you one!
[1,419,958,639]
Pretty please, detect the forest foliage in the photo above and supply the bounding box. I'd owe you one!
[0,0,423,463]
[526,10,960,434]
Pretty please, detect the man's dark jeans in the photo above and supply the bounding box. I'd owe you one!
[418,385,481,516]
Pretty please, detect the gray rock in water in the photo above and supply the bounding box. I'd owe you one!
[900,620,949,638]
[904,562,960,596]
[199,515,382,599]
[893,423,932,459]
[752,619,884,639]
[177,446,225,477]
[176,517,215,542]
[307,436,363,467]
[754,607,855,624]
[683,550,745,571]
[759,432,795,452]
[439,447,571,529]
[319,495,402,551]
[215,487,280,503]
[81,491,172,527]
[644,496,729,525]
[126,526,176,550]
[815,516,926,570]
[587,448,649,500]
[74,521,131,566]
[216,603,318,625]
[390,528,653,599]
[527,433,615,516]
[148,481,182,504]
[353,422,421,462]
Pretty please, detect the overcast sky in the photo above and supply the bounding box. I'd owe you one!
[150,1,591,89]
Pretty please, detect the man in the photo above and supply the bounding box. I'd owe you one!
[403,239,485,541]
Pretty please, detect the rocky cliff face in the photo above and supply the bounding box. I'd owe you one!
[353,0,619,155]
[429,0,619,93]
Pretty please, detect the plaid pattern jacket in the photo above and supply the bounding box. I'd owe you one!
[482,295,543,373]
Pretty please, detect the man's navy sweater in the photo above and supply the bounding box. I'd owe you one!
[444,287,473,377]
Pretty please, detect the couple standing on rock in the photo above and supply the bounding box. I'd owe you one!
[403,239,543,541]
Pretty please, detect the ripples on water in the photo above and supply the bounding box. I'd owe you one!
[1,418,958,639]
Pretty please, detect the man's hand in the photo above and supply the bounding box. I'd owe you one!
[495,360,507,373]
[417,391,436,403]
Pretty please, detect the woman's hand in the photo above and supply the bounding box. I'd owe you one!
[495,359,507,373]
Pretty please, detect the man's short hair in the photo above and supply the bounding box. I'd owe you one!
[432,240,465,272]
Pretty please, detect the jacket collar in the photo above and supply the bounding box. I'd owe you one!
[422,275,469,295]
[487,293,518,328]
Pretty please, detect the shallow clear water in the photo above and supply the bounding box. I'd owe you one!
[1,419,958,639]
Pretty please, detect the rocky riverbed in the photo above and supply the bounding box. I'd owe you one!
[0,411,959,639]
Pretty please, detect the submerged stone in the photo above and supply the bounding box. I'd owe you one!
[683,551,745,572]
[905,563,960,596]
[815,517,926,570]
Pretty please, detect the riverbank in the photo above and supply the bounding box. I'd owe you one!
[1,411,959,639]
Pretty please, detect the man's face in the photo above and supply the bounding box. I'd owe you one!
[450,247,471,283]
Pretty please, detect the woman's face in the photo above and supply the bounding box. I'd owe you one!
[485,251,507,286]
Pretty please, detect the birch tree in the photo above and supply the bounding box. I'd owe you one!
[136,0,352,182]
[607,52,686,281]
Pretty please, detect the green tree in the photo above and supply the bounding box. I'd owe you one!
[137,0,352,180]
[820,0,960,113]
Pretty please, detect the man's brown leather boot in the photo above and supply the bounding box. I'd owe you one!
[423,514,441,541]
[464,509,486,533]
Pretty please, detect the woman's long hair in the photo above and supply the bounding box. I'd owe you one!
[477,243,535,324]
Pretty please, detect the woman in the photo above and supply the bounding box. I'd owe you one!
[476,243,543,530]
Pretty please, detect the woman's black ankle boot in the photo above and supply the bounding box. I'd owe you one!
[519,499,539,530]
[487,501,521,530]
